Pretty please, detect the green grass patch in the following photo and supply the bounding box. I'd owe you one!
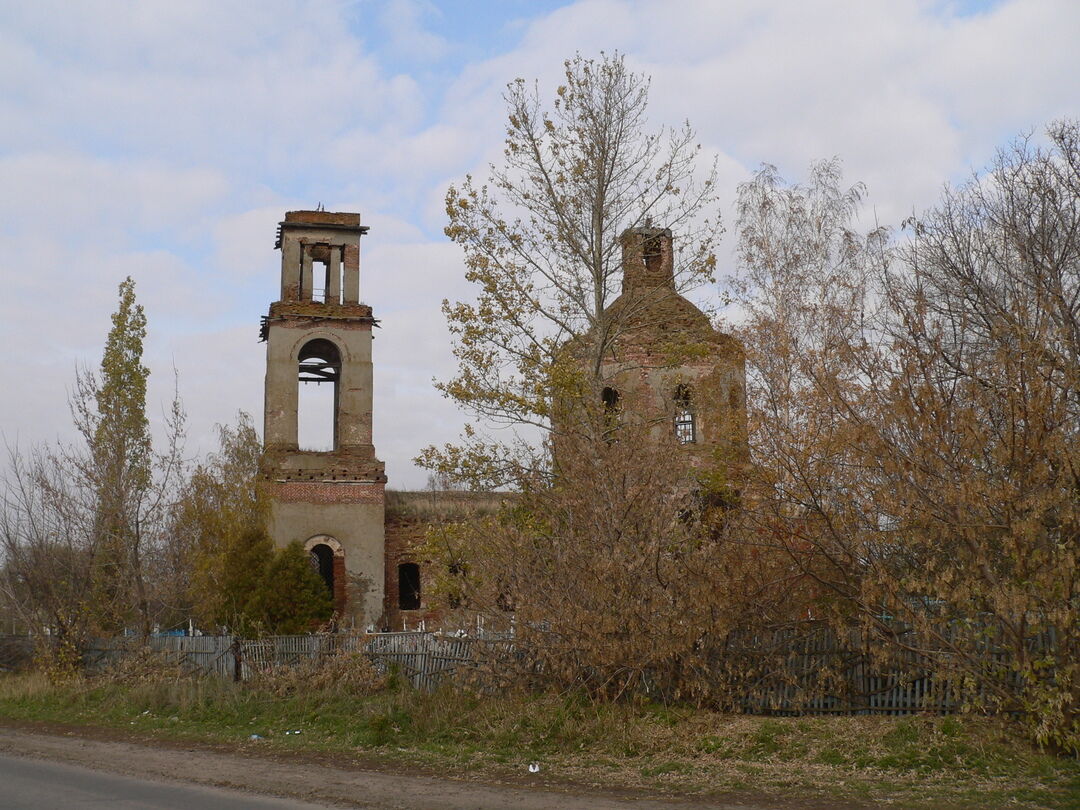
[0,670,1077,809]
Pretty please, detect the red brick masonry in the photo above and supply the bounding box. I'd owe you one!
[332,555,347,615]
[269,481,385,504]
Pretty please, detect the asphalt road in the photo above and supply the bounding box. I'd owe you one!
[0,752,327,809]
[0,727,777,810]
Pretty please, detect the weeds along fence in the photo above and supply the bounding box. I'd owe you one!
[74,621,1053,716]
[704,622,1057,717]
[81,632,511,690]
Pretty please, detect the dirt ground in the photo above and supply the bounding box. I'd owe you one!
[0,722,846,810]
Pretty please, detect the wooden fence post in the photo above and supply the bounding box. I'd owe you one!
[231,638,242,683]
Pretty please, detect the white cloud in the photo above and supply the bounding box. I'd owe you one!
[329,122,477,185]
[0,1,424,176]
[364,238,471,486]
[212,206,292,281]
[0,154,228,246]
[444,0,1077,213]
[377,0,451,62]
[161,324,265,459]
[0,238,212,458]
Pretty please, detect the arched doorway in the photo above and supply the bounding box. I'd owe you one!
[310,543,335,597]
[304,535,345,613]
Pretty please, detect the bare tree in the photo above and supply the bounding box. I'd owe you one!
[868,122,1080,750]
[422,52,723,487]
[422,407,779,700]
[410,54,754,696]
[731,158,888,619]
[732,122,1080,752]
[0,444,99,669]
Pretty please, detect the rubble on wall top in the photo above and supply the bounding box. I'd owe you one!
[284,210,362,227]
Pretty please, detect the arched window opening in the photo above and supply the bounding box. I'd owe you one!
[309,543,335,597]
[298,339,341,451]
[601,386,621,438]
[398,563,421,610]
[643,235,663,274]
[674,384,696,444]
[601,386,621,413]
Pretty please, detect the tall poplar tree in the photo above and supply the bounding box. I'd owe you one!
[71,276,183,636]
[86,277,151,632]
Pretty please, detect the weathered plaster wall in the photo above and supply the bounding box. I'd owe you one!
[268,489,385,626]
[262,321,374,450]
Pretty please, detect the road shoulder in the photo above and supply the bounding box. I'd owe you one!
[0,722,800,810]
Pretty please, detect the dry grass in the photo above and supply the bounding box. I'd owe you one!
[0,668,1076,809]
[251,650,387,697]
[92,647,191,686]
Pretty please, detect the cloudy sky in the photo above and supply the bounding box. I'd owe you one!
[1,0,1076,488]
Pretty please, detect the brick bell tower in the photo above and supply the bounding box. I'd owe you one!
[259,210,386,627]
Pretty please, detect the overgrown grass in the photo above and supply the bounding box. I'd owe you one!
[0,670,1077,808]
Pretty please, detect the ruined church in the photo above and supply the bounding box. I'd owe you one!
[258,210,745,630]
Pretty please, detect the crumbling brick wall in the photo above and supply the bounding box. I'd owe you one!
[381,490,508,631]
